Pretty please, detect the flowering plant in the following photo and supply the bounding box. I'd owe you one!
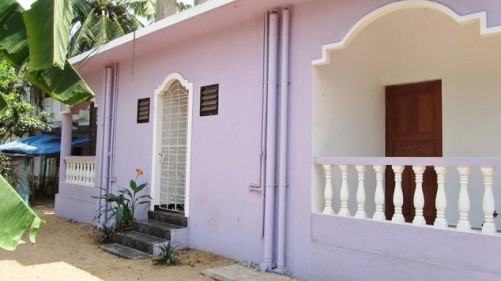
[94,168,152,232]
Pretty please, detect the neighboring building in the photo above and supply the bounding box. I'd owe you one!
[57,1,501,280]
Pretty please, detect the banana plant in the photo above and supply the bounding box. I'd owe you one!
[0,175,42,250]
[0,0,95,250]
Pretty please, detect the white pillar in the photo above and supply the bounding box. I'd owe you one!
[373,165,385,221]
[59,110,72,183]
[392,165,405,223]
[355,165,366,219]
[457,166,471,232]
[338,165,350,217]
[322,164,334,215]
[434,166,448,229]
[481,166,496,235]
[412,166,426,226]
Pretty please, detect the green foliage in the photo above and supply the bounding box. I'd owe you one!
[97,223,116,243]
[94,170,151,232]
[0,153,12,178]
[0,0,93,251]
[152,242,179,266]
[176,1,192,12]
[0,174,43,250]
[0,93,52,143]
[0,0,94,112]
[68,0,150,56]
[23,0,73,71]
[0,58,52,142]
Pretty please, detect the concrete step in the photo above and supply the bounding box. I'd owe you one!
[148,210,188,227]
[114,231,170,256]
[99,243,152,259]
[133,219,184,239]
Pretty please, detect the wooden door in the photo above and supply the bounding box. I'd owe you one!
[385,80,442,224]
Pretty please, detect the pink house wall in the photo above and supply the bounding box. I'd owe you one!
[76,0,501,279]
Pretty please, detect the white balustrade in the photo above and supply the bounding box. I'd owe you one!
[314,157,501,236]
[64,156,96,187]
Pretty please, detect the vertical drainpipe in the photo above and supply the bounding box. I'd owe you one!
[98,65,115,223]
[277,7,290,273]
[259,11,269,238]
[261,10,279,272]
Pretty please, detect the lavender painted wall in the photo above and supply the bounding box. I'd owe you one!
[72,0,501,280]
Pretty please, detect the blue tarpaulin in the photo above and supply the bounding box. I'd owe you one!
[0,134,89,155]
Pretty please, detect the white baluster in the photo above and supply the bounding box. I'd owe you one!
[76,160,83,184]
[434,166,448,229]
[412,166,426,226]
[338,165,350,217]
[64,159,69,182]
[373,165,385,221]
[66,159,73,183]
[481,167,496,235]
[71,160,76,183]
[87,160,92,185]
[457,166,471,232]
[392,165,405,223]
[322,164,334,215]
[84,160,91,185]
[90,161,95,185]
[355,165,366,219]
[81,160,86,185]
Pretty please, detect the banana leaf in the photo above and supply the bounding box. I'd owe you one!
[26,60,94,105]
[0,175,43,251]
[0,0,94,109]
[23,0,72,71]
[0,0,29,68]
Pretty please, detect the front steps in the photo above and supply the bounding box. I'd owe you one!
[100,210,188,259]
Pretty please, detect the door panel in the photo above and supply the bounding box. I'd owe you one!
[385,80,442,224]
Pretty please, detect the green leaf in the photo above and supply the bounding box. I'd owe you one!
[23,0,73,70]
[0,93,7,113]
[136,183,147,192]
[25,60,94,106]
[130,179,137,191]
[0,0,29,68]
[0,175,43,250]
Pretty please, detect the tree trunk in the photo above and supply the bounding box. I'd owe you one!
[156,0,177,21]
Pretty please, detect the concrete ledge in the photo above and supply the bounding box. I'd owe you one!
[203,264,297,281]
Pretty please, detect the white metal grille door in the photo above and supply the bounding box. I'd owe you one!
[160,81,188,212]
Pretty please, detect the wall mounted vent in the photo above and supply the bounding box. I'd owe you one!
[137,98,150,123]
[200,84,219,116]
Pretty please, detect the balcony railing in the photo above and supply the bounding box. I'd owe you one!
[64,156,96,187]
[314,157,501,235]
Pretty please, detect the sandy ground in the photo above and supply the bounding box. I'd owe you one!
[0,197,234,281]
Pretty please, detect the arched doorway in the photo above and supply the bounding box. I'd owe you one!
[151,73,193,216]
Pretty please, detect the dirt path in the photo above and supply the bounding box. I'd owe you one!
[0,198,234,281]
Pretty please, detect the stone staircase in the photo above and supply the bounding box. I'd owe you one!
[100,210,188,259]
